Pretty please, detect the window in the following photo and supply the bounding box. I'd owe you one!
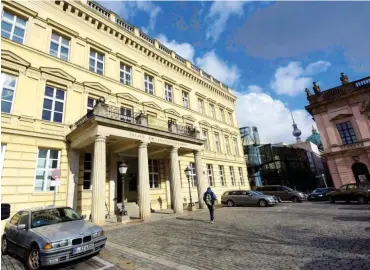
[144,74,154,95]
[224,135,231,154]
[89,49,104,75]
[49,32,69,61]
[209,104,215,118]
[228,112,233,126]
[238,167,244,185]
[198,99,204,114]
[188,162,197,187]
[219,108,224,122]
[1,144,6,178]
[182,91,189,109]
[202,129,209,150]
[35,149,60,192]
[207,164,214,186]
[42,86,65,123]
[164,83,173,102]
[83,153,92,190]
[18,213,29,226]
[120,63,131,85]
[336,121,357,145]
[219,165,225,186]
[149,159,159,188]
[10,212,21,225]
[87,97,96,113]
[214,132,221,153]
[233,138,239,156]
[1,10,27,43]
[120,107,132,123]
[229,166,235,186]
[1,73,17,113]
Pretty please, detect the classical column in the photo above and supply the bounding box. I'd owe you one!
[109,154,117,216]
[91,135,106,226]
[194,150,206,209]
[138,142,151,220]
[170,147,183,214]
[67,149,79,210]
[164,158,172,209]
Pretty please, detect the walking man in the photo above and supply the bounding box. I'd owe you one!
[203,187,217,223]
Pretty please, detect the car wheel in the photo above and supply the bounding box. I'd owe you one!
[357,196,365,205]
[227,200,235,207]
[1,235,8,255]
[259,199,268,207]
[330,196,335,204]
[291,196,299,203]
[27,246,41,270]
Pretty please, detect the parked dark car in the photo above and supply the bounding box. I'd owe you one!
[327,183,370,204]
[256,185,306,202]
[221,190,277,207]
[307,187,336,201]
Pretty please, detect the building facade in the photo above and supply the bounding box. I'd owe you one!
[305,73,370,188]
[0,0,248,228]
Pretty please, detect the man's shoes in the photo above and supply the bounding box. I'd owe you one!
[211,220,214,224]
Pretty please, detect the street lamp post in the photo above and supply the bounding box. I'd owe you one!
[118,161,128,216]
[184,165,194,211]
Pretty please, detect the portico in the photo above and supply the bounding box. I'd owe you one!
[66,100,206,225]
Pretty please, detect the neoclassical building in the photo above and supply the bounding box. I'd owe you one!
[305,73,370,188]
[0,0,248,227]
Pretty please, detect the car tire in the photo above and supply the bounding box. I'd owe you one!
[291,196,299,203]
[1,235,8,256]
[26,246,41,270]
[259,199,268,207]
[357,196,366,205]
[330,196,335,204]
[227,200,235,207]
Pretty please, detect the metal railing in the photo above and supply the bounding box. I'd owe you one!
[74,102,198,139]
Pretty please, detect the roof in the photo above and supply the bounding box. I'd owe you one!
[305,126,323,147]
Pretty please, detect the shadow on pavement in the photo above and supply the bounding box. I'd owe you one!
[365,227,370,232]
[176,217,209,223]
[338,207,370,211]
[333,216,370,222]
[300,258,370,270]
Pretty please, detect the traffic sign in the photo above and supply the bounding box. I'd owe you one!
[51,169,61,180]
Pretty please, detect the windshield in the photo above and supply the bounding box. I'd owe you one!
[284,187,294,192]
[313,188,328,193]
[31,207,82,228]
[251,191,263,195]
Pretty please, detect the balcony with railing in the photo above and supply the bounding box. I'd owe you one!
[73,100,200,140]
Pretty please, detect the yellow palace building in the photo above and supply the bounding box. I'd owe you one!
[0,0,249,228]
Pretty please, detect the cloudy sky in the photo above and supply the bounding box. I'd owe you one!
[98,0,370,144]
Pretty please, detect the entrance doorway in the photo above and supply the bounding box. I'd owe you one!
[352,161,370,185]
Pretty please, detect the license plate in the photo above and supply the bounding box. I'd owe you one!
[73,243,94,254]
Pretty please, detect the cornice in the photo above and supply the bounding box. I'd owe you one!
[141,65,159,76]
[2,0,38,18]
[46,18,78,37]
[179,84,192,92]
[195,91,207,99]
[207,98,217,104]
[161,75,177,85]
[116,53,137,66]
[85,38,112,53]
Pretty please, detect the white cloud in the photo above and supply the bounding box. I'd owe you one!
[270,61,331,96]
[235,92,315,144]
[195,50,241,86]
[247,85,263,93]
[156,34,195,62]
[99,0,161,32]
[206,1,247,42]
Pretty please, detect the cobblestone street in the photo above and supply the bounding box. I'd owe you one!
[2,202,370,270]
[104,202,370,270]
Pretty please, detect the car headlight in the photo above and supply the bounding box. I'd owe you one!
[318,194,323,196]
[51,240,69,248]
[92,230,104,238]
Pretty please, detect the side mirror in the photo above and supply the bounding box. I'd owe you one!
[17,224,27,230]
[81,215,86,220]
[1,203,11,220]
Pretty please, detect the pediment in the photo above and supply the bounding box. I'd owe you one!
[116,92,139,103]
[223,128,231,134]
[164,109,180,116]
[330,113,353,121]
[40,67,75,82]
[1,50,30,67]
[182,115,196,122]
[143,101,162,111]
[83,82,111,94]
[198,120,211,127]
[212,124,222,130]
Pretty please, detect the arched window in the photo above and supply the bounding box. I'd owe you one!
[351,162,370,184]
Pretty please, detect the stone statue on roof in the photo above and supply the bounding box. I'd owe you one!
[340,72,349,85]
[313,82,321,94]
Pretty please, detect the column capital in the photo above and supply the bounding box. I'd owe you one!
[171,146,178,153]
[193,150,201,156]
[138,142,148,148]
[95,134,106,141]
